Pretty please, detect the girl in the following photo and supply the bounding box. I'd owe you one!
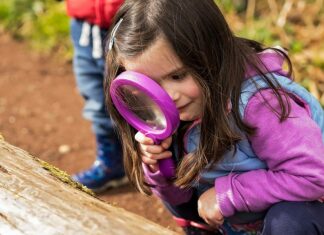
[105,0,324,234]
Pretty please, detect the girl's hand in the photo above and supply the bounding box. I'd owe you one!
[134,132,173,172]
[198,187,224,228]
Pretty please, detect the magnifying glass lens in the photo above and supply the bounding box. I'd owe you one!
[116,85,167,131]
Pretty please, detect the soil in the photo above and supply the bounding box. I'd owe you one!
[0,33,181,233]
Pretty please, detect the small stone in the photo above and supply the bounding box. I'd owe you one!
[8,116,16,124]
[58,145,71,154]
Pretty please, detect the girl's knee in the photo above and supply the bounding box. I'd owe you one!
[262,201,319,235]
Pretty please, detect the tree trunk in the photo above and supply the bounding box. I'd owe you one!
[0,136,178,235]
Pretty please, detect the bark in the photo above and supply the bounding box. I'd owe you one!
[0,137,178,235]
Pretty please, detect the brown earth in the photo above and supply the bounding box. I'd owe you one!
[0,32,182,233]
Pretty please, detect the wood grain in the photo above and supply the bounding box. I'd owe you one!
[0,139,178,235]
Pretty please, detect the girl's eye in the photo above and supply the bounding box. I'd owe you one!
[171,71,187,81]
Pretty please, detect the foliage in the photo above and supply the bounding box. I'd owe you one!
[216,0,324,105]
[0,0,323,104]
[0,0,71,57]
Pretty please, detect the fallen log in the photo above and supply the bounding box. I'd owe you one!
[0,135,177,235]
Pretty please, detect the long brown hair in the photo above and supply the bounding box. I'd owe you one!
[104,0,292,193]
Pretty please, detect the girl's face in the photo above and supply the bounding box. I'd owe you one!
[120,38,203,121]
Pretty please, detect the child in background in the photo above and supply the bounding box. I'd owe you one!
[105,0,324,234]
[66,0,127,192]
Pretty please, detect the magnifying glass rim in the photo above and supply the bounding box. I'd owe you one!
[110,71,179,140]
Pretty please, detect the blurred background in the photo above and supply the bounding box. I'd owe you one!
[0,0,323,103]
[0,0,323,232]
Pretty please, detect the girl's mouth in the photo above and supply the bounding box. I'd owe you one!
[177,103,189,111]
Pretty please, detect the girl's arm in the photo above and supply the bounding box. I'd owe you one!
[135,132,193,205]
[143,163,193,205]
[215,89,324,217]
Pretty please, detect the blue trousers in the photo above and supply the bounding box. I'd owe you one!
[165,192,324,235]
[70,19,114,136]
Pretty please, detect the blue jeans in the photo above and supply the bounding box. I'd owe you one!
[70,19,114,136]
[165,192,324,234]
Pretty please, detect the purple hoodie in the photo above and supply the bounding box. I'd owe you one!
[143,49,324,217]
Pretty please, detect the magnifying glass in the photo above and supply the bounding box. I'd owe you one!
[110,71,180,178]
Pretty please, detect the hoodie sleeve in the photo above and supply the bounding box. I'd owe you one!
[215,89,324,217]
[143,164,193,205]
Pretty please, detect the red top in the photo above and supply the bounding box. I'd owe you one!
[66,0,124,29]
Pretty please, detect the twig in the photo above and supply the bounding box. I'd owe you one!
[246,0,256,22]
[313,0,323,16]
[277,0,294,27]
[267,0,279,17]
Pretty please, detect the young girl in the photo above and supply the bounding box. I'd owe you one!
[105,0,324,234]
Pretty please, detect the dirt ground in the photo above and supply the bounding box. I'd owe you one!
[0,33,181,233]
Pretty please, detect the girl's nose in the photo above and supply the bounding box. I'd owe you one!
[168,89,180,102]
[161,82,180,102]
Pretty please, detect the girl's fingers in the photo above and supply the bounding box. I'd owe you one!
[135,132,173,165]
[204,218,223,229]
[141,155,158,165]
[148,164,159,173]
[135,132,172,149]
[140,143,165,154]
[142,150,172,161]
[141,156,159,173]
[200,215,224,228]
[141,151,172,172]
[135,132,153,145]
[161,136,172,149]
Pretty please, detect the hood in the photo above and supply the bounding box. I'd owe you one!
[245,46,289,79]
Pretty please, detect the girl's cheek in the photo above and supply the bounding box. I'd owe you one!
[189,86,202,99]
